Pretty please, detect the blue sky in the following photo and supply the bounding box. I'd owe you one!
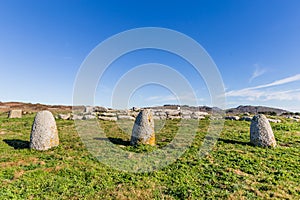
[0,0,300,111]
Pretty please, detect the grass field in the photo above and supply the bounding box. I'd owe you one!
[0,113,299,199]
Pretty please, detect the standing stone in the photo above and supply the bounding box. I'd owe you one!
[131,109,155,146]
[8,110,22,118]
[250,114,276,147]
[30,110,59,151]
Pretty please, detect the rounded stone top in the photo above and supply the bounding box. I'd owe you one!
[30,110,59,151]
[131,109,155,146]
[252,114,267,122]
[250,114,276,147]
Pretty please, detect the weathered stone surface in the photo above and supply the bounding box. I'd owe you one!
[100,112,116,117]
[154,111,167,117]
[129,112,139,118]
[8,110,22,118]
[131,109,155,146]
[118,115,135,120]
[165,110,180,116]
[117,110,129,115]
[153,116,162,120]
[191,115,205,120]
[250,114,276,147]
[98,116,117,121]
[57,113,71,120]
[93,106,108,112]
[182,115,191,119]
[268,118,281,123]
[71,115,83,120]
[193,111,209,116]
[82,115,96,120]
[84,106,94,113]
[167,115,181,120]
[30,110,59,151]
[180,110,193,116]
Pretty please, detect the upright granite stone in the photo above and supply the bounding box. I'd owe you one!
[131,109,155,146]
[8,110,22,118]
[30,110,59,151]
[250,114,276,147]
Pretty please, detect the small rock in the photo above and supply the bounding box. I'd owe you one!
[180,110,193,116]
[131,109,155,146]
[167,115,181,120]
[57,113,71,120]
[182,115,191,119]
[71,115,83,120]
[165,110,180,116]
[98,116,117,121]
[250,114,276,147]
[84,106,94,113]
[191,115,205,120]
[268,119,281,123]
[30,110,59,151]
[240,116,252,122]
[117,110,129,115]
[225,116,240,121]
[117,115,135,120]
[82,115,96,120]
[193,111,209,116]
[8,110,22,118]
[154,111,167,117]
[100,112,116,117]
[93,106,108,113]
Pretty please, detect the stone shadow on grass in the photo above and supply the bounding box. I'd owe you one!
[218,138,251,146]
[94,137,131,146]
[3,139,30,149]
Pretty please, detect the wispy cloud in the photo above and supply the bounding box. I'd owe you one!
[146,93,204,103]
[226,74,300,101]
[249,64,267,83]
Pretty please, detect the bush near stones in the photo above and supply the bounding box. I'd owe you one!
[131,109,155,146]
[30,110,59,151]
[250,114,276,147]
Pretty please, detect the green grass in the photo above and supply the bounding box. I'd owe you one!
[0,113,299,199]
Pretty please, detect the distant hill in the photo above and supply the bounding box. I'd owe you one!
[0,102,291,116]
[226,105,289,115]
[0,102,72,112]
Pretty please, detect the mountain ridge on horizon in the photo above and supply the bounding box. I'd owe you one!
[0,101,296,115]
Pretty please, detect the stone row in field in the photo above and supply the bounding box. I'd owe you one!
[225,115,283,123]
[58,106,209,121]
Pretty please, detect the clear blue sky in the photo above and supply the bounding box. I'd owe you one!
[1,0,300,111]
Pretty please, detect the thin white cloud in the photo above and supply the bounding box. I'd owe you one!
[226,74,300,102]
[227,74,300,97]
[146,93,204,103]
[249,65,266,83]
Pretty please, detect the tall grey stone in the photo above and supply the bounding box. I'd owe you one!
[30,110,59,151]
[250,114,276,147]
[131,109,155,146]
